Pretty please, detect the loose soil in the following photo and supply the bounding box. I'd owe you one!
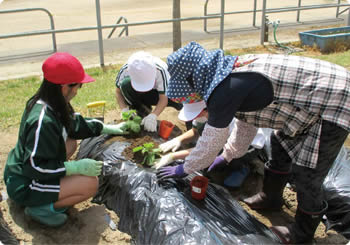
[102,119,183,167]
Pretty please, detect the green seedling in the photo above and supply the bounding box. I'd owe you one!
[121,109,142,134]
[132,142,162,166]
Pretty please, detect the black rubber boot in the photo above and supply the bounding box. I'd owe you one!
[242,163,290,211]
[271,202,328,244]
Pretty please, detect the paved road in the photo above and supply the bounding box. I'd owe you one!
[0,0,347,80]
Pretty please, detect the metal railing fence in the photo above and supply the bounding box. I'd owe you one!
[0,8,57,53]
[204,0,350,34]
[0,0,350,67]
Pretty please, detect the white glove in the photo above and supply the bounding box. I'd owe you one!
[141,113,157,132]
[120,107,130,118]
[153,153,174,169]
[159,138,181,153]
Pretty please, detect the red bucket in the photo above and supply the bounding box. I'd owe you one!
[159,120,175,140]
[190,176,209,200]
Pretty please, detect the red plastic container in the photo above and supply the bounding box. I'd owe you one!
[159,120,175,140]
[190,176,209,200]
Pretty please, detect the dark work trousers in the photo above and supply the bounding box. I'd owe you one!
[267,120,348,212]
[120,79,183,111]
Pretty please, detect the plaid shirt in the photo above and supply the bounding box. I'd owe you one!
[233,54,350,168]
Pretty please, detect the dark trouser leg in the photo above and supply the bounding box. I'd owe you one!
[272,121,348,244]
[243,132,291,210]
[120,79,183,117]
[119,79,157,116]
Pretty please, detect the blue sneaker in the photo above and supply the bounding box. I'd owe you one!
[24,203,67,227]
[224,166,250,188]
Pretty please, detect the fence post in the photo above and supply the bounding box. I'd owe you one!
[253,0,257,27]
[296,0,301,22]
[95,0,105,67]
[173,0,182,51]
[260,0,267,45]
[219,0,225,49]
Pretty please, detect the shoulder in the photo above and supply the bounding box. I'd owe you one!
[153,57,168,70]
[26,101,60,131]
[117,63,129,76]
[116,63,130,83]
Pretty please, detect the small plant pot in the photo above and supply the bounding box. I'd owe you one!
[190,176,209,200]
[159,120,175,140]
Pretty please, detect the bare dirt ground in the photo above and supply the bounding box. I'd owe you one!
[0,107,349,244]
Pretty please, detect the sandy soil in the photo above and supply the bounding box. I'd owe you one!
[0,107,349,244]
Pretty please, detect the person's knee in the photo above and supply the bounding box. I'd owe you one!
[85,176,99,197]
[120,78,133,91]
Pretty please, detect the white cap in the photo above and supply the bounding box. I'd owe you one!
[127,51,156,92]
[178,100,206,121]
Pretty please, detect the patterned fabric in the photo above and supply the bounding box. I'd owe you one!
[184,123,229,174]
[222,120,258,161]
[166,41,237,101]
[233,54,350,168]
[170,92,203,104]
[115,56,170,94]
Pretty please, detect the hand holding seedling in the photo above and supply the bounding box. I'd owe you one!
[121,110,142,134]
[102,122,130,135]
[133,142,162,166]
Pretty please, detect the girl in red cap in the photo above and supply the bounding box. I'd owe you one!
[4,52,129,227]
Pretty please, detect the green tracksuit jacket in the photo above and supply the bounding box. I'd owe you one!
[4,100,103,206]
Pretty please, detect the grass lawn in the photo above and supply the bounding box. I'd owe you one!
[1,42,350,130]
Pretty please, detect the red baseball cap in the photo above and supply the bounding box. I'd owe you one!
[42,52,95,85]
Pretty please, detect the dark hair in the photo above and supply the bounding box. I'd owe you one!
[26,79,74,130]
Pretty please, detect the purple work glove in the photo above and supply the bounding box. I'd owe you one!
[157,164,187,180]
[207,156,228,172]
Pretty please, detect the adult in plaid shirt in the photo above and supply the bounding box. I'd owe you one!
[157,42,350,244]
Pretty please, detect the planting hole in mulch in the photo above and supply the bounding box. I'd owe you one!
[103,120,183,167]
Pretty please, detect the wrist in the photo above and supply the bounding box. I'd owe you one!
[168,153,174,160]
[149,113,157,118]
[175,164,185,175]
[220,152,230,164]
[64,161,77,176]
[121,107,129,112]
[101,124,111,134]
[219,155,228,164]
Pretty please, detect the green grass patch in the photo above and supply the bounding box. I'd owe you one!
[70,65,121,115]
[0,64,121,129]
[300,50,350,69]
